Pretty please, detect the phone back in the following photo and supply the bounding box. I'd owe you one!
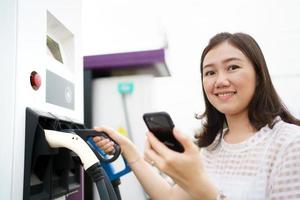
[143,112,184,152]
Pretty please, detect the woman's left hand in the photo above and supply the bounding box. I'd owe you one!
[144,128,211,197]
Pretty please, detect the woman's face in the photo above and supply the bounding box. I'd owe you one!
[202,41,256,117]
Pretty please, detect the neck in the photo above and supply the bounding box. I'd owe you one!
[224,111,256,144]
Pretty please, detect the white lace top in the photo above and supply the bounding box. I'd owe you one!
[202,118,300,200]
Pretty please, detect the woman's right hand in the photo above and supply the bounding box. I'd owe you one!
[93,126,140,163]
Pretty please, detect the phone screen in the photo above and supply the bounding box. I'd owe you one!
[143,112,184,152]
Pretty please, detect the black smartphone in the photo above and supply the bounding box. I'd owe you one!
[143,112,184,153]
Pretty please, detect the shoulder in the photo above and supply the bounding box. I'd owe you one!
[268,121,300,199]
[269,120,300,159]
[271,120,300,144]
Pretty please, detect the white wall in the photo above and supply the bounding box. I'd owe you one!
[82,0,166,55]
[83,0,300,136]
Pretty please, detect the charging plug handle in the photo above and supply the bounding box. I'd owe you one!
[44,129,99,170]
[69,129,121,163]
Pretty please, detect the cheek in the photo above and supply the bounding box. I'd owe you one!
[235,73,256,98]
[202,79,213,95]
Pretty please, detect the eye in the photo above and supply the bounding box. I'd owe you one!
[228,65,240,71]
[204,70,215,77]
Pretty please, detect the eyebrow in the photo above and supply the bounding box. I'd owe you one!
[203,57,242,69]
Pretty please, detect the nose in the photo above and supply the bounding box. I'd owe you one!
[215,73,230,88]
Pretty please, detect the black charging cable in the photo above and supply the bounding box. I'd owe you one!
[86,163,118,200]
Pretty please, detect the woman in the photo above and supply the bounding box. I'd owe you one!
[94,32,300,200]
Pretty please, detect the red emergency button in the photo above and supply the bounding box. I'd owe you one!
[30,71,41,90]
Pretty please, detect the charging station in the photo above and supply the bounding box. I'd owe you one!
[0,0,83,199]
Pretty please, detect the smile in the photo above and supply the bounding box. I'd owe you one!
[215,91,236,100]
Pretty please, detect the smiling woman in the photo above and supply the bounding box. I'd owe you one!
[196,32,300,199]
[92,32,300,200]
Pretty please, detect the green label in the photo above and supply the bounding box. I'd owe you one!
[118,82,134,94]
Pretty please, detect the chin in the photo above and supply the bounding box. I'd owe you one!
[219,107,248,117]
[216,107,240,116]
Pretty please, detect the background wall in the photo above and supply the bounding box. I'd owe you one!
[83,0,300,136]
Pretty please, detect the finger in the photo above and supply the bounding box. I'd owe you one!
[93,137,115,154]
[93,136,104,143]
[94,138,110,148]
[173,128,196,152]
[94,126,122,142]
[104,146,115,154]
[144,142,164,167]
[144,137,151,150]
[147,132,171,158]
[102,141,114,152]
[143,139,153,163]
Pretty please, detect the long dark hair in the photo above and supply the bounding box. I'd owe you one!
[196,32,300,148]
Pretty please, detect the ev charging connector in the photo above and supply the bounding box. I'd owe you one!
[44,129,118,200]
[44,130,99,170]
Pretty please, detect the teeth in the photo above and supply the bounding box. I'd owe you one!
[218,92,234,97]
